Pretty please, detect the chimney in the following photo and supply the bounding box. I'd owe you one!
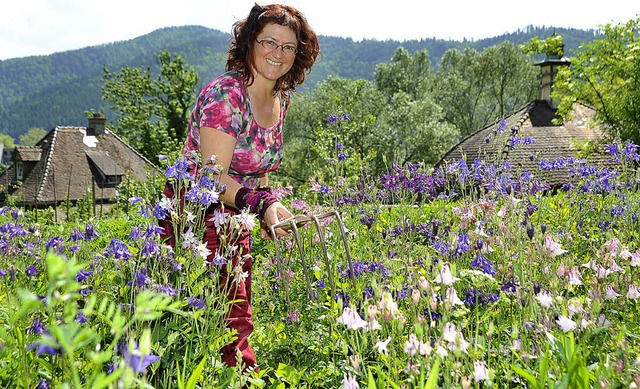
[87,113,106,136]
[534,43,571,109]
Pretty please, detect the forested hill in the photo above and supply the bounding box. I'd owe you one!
[0,25,601,141]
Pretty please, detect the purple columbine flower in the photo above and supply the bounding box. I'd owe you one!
[27,341,62,356]
[471,254,496,275]
[36,378,50,389]
[76,312,88,324]
[188,297,206,310]
[29,317,46,335]
[25,265,38,277]
[156,284,178,297]
[210,253,226,268]
[76,269,93,282]
[141,241,160,257]
[69,227,84,242]
[129,226,142,241]
[129,266,151,288]
[84,223,100,241]
[123,342,160,374]
[105,239,133,261]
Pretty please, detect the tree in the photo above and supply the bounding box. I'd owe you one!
[373,47,458,170]
[281,77,385,185]
[0,134,15,148]
[552,18,640,144]
[19,127,47,146]
[433,42,538,138]
[374,47,433,101]
[374,91,459,168]
[102,51,199,162]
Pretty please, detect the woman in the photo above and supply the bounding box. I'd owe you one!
[160,3,319,370]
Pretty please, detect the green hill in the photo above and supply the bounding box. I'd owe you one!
[0,25,601,141]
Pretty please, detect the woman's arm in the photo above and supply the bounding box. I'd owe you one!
[200,127,292,236]
[200,126,244,208]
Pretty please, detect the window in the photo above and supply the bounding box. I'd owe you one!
[16,162,23,180]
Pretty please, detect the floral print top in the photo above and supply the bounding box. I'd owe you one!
[181,70,289,189]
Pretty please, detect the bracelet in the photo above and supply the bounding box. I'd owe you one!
[234,187,278,221]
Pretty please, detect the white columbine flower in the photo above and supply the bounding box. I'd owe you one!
[375,337,391,355]
[473,360,490,382]
[535,290,553,308]
[337,307,368,330]
[195,242,211,260]
[233,210,257,230]
[556,315,577,332]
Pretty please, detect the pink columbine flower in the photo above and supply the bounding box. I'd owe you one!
[630,250,640,267]
[337,307,368,330]
[627,285,640,300]
[543,233,568,257]
[418,276,431,293]
[341,372,360,389]
[445,287,464,307]
[378,292,400,321]
[233,210,256,230]
[434,263,459,285]
[567,266,583,286]
[605,285,621,300]
[443,322,470,353]
[404,333,420,357]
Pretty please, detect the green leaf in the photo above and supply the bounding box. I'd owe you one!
[185,355,207,389]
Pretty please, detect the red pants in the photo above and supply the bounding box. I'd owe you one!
[159,183,257,369]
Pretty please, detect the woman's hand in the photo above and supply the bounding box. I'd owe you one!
[260,201,293,239]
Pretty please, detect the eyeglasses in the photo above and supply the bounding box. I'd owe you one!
[256,39,298,55]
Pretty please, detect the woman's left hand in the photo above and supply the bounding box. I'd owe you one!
[260,201,293,239]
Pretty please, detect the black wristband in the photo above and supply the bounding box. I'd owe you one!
[234,187,278,221]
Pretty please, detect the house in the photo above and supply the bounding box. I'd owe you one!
[435,47,615,189]
[0,115,159,207]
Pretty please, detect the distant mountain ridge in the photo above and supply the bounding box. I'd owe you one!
[0,25,601,141]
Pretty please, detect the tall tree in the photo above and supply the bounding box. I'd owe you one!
[552,18,640,144]
[374,47,433,101]
[433,42,537,138]
[102,51,199,162]
[373,47,458,170]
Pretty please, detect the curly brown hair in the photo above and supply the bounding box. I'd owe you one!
[226,3,320,93]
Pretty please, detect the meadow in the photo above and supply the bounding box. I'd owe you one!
[1,132,639,388]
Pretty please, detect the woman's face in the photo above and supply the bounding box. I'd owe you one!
[252,23,297,84]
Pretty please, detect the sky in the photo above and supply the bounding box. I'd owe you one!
[1,0,639,61]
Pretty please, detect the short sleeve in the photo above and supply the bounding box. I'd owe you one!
[198,77,246,139]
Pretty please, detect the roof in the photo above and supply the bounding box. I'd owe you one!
[85,150,126,176]
[14,146,42,162]
[0,126,158,206]
[435,100,614,188]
